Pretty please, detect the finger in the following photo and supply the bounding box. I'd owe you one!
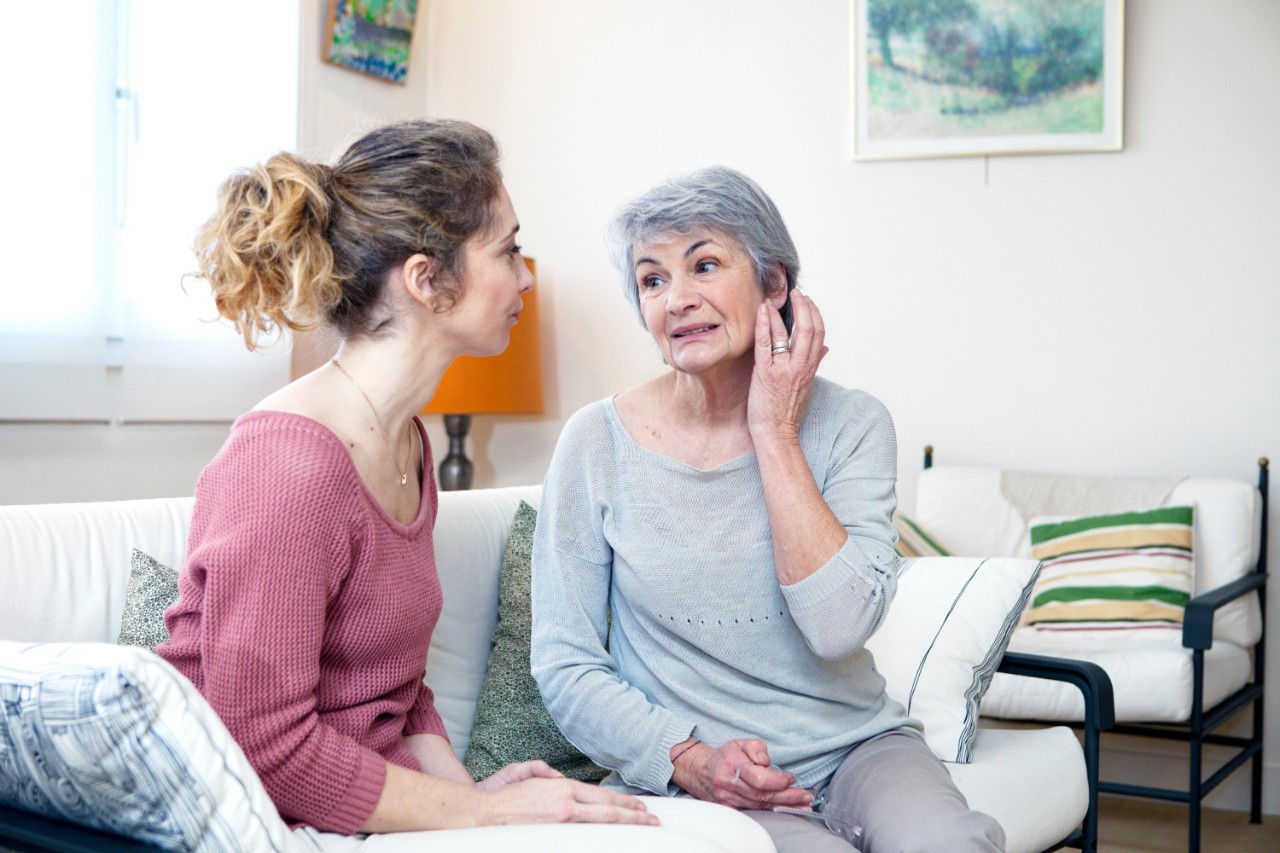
[737,763,797,792]
[571,802,660,826]
[765,300,789,360]
[578,784,651,810]
[497,760,556,783]
[787,291,817,361]
[754,303,774,365]
[524,761,564,779]
[725,738,770,764]
[800,292,825,359]
[568,787,656,820]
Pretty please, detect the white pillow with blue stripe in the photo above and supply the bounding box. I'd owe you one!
[865,557,1040,763]
[0,641,298,852]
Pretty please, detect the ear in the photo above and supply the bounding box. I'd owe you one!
[398,253,440,309]
[764,263,789,311]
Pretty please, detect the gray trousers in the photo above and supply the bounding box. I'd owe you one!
[742,729,1006,853]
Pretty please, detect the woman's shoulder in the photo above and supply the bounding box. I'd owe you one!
[227,409,348,455]
[560,395,617,438]
[551,393,642,475]
[204,410,356,495]
[810,377,892,424]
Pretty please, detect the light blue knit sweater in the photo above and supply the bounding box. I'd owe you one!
[530,378,917,795]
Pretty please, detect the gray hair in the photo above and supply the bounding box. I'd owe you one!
[605,166,800,327]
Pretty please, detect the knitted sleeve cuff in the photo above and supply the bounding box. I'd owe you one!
[320,748,387,835]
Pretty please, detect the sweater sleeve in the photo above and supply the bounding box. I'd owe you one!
[530,408,697,795]
[170,425,387,833]
[404,681,448,739]
[779,387,902,660]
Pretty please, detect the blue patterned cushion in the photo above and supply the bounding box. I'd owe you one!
[0,641,297,852]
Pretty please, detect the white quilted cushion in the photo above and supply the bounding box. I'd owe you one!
[982,626,1251,722]
[0,641,297,852]
[866,557,1039,762]
[426,485,543,759]
[948,726,1086,853]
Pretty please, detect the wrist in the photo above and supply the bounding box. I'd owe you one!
[749,419,802,445]
[669,740,710,793]
[670,739,700,765]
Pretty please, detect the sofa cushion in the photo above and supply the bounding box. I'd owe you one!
[891,513,949,558]
[425,485,544,759]
[1026,506,1194,630]
[0,497,195,644]
[0,640,297,852]
[947,725,1087,853]
[865,557,1039,763]
[117,549,180,650]
[984,627,1251,723]
[1167,477,1263,646]
[463,502,607,782]
[355,796,773,853]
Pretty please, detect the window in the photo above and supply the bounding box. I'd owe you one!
[0,0,299,423]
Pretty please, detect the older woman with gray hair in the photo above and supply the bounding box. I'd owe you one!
[530,166,1005,852]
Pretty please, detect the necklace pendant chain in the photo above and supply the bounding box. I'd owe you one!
[331,358,412,487]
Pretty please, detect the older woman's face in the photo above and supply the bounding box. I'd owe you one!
[633,230,785,375]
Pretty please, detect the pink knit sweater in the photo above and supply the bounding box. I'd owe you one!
[158,410,447,833]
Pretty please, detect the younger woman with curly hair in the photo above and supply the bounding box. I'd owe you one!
[156,120,654,847]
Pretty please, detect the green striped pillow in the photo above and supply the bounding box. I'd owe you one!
[893,513,950,558]
[1026,506,1194,630]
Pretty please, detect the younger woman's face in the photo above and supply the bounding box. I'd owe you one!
[444,185,535,357]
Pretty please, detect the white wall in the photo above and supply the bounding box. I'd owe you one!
[421,0,1280,813]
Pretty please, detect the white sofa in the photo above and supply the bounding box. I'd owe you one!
[1,485,1101,852]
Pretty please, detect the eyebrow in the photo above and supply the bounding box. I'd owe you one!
[683,239,711,259]
[490,222,520,245]
[635,238,714,269]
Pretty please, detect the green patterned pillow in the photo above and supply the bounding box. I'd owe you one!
[1027,506,1194,630]
[463,501,608,782]
[893,513,950,558]
[117,548,180,650]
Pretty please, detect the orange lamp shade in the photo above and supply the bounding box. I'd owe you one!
[422,256,544,416]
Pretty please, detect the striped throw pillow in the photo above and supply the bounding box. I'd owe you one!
[893,513,950,558]
[1026,506,1194,630]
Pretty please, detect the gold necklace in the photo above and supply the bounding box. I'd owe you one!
[331,358,412,486]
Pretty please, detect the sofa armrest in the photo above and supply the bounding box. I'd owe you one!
[995,652,1114,853]
[1182,572,1267,651]
[0,803,164,852]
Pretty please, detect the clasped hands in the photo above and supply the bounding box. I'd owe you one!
[671,738,814,812]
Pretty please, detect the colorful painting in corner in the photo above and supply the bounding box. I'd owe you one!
[324,0,419,85]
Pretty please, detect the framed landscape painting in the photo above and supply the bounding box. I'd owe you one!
[851,0,1124,160]
[323,0,419,85]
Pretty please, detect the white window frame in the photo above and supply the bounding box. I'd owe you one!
[0,0,299,424]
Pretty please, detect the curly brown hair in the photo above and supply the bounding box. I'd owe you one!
[192,119,503,349]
